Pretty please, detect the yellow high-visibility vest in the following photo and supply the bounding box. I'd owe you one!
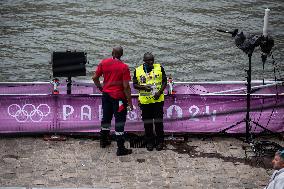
[135,64,164,104]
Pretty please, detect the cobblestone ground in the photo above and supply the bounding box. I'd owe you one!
[0,135,283,189]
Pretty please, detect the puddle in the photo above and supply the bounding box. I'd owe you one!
[167,140,274,169]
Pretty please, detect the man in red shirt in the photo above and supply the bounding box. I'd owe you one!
[92,46,133,156]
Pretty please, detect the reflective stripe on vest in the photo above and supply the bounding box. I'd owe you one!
[135,64,164,104]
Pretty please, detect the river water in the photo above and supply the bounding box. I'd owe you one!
[0,0,283,82]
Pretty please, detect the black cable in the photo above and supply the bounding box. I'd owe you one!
[253,54,266,132]
[264,53,279,128]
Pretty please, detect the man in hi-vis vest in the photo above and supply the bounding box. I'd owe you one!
[133,52,167,151]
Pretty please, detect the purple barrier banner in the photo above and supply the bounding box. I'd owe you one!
[0,94,283,133]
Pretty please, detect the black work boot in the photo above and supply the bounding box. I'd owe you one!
[116,135,132,156]
[146,143,154,151]
[145,136,154,151]
[156,137,164,151]
[156,142,164,151]
[100,130,111,148]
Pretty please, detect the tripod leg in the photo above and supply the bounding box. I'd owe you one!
[245,54,252,142]
[251,121,283,139]
[219,119,245,133]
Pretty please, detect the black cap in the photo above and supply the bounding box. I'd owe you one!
[143,52,154,61]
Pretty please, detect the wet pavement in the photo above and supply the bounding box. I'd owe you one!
[0,134,283,189]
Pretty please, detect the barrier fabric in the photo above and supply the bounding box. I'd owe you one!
[1,94,283,133]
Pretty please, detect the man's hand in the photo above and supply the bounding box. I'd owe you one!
[154,91,161,100]
[143,85,152,92]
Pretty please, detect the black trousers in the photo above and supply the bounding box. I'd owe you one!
[140,101,164,144]
[101,93,127,133]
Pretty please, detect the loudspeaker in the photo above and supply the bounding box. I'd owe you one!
[52,51,87,77]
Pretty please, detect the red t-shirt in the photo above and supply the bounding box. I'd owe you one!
[95,57,131,99]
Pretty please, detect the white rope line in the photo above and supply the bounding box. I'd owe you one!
[205,81,283,95]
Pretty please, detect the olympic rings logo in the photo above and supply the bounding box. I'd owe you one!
[8,104,51,123]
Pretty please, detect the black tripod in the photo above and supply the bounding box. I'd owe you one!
[216,29,282,142]
[220,53,280,142]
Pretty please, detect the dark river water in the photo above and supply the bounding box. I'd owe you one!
[0,0,283,82]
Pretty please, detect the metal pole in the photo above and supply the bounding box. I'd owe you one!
[245,54,252,142]
[67,76,72,95]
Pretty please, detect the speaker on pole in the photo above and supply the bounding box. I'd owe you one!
[51,51,87,94]
[51,51,87,77]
